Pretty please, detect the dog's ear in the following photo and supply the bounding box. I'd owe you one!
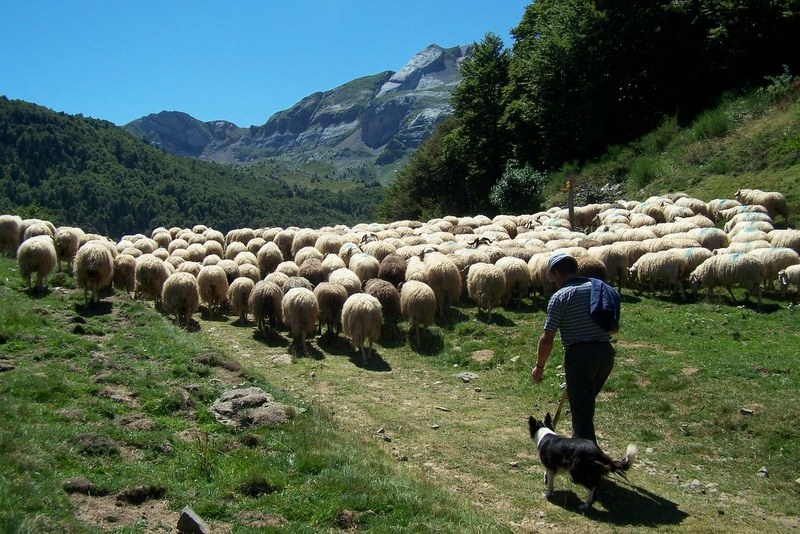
[527,416,538,438]
[544,412,553,429]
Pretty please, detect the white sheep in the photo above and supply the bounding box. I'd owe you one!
[364,278,402,335]
[778,265,800,296]
[495,256,530,309]
[400,280,437,346]
[113,254,137,294]
[349,252,380,282]
[587,245,628,290]
[689,253,765,308]
[54,226,84,272]
[314,233,344,256]
[291,229,321,258]
[74,241,115,303]
[227,276,255,324]
[466,262,507,320]
[294,246,324,268]
[249,280,283,336]
[707,198,741,221]
[735,188,789,221]
[256,241,284,277]
[0,214,22,257]
[342,293,383,364]
[134,254,171,308]
[422,252,462,316]
[313,282,348,340]
[161,272,200,328]
[628,250,688,300]
[327,267,363,296]
[281,287,319,356]
[17,235,57,292]
[768,229,800,254]
[747,247,800,290]
[197,265,229,318]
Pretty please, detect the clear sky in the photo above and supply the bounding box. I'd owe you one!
[2,1,530,127]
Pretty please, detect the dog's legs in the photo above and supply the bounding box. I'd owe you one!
[578,487,596,512]
[543,468,555,498]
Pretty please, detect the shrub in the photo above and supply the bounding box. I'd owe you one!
[489,162,546,213]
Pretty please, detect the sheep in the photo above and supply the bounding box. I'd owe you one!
[161,272,200,328]
[338,242,362,265]
[167,238,189,254]
[256,241,284,277]
[227,277,255,324]
[264,270,290,288]
[216,259,241,285]
[321,253,346,277]
[201,254,220,266]
[283,275,314,295]
[466,262,507,320]
[134,254,171,308]
[587,245,628,289]
[275,260,299,277]
[405,255,427,283]
[203,239,225,259]
[768,229,800,254]
[689,253,765,308]
[152,230,172,249]
[237,263,262,284]
[294,246,324,268]
[113,253,137,294]
[54,226,84,272]
[74,241,115,304]
[778,265,800,296]
[423,252,462,317]
[362,240,397,263]
[364,278,402,335]
[687,227,730,251]
[281,287,319,356]
[249,280,283,336]
[576,253,608,283]
[707,198,741,221]
[628,250,689,300]
[273,228,297,260]
[400,280,437,346]
[22,220,55,242]
[224,241,247,261]
[342,293,382,364]
[291,229,321,258]
[197,265,229,318]
[719,204,769,222]
[349,252,380,282]
[185,243,207,262]
[313,282,348,341]
[314,233,344,256]
[298,257,326,286]
[723,212,773,232]
[328,267,362,296]
[17,235,57,292]
[747,247,800,290]
[735,188,789,221]
[495,256,530,310]
[246,237,266,255]
[0,214,22,256]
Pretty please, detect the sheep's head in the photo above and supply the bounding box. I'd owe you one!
[778,269,789,291]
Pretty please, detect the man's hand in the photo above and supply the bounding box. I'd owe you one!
[531,365,544,383]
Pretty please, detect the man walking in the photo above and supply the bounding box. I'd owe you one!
[531,252,619,444]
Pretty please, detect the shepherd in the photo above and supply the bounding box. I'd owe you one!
[531,253,621,444]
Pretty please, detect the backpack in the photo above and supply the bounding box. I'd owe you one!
[588,278,621,332]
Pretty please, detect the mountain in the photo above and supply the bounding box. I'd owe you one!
[124,44,471,177]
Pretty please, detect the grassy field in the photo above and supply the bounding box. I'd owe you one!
[1,255,799,533]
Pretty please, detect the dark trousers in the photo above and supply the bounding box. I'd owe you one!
[564,341,615,443]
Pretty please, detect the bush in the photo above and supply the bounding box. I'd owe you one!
[489,162,546,214]
[692,108,732,140]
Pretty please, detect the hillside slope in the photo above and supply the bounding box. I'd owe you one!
[0,97,382,238]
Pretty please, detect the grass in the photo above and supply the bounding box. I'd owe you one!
[1,256,799,532]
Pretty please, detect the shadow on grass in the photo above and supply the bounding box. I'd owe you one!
[407,326,445,355]
[251,329,287,348]
[545,479,689,527]
[346,349,392,372]
[75,300,113,317]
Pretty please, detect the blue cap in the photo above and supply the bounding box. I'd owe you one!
[547,252,577,273]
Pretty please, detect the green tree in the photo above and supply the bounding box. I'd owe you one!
[489,161,546,214]
[448,32,512,214]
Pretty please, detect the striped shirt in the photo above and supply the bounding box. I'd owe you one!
[543,279,610,346]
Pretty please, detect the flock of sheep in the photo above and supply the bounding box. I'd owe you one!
[2,187,798,359]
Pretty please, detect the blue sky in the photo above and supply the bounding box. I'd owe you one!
[2,1,530,126]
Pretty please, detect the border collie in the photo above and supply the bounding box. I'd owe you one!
[528,413,637,511]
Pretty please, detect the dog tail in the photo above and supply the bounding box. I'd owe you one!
[611,444,638,479]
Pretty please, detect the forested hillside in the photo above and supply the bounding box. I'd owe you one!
[379,1,800,221]
[0,97,382,239]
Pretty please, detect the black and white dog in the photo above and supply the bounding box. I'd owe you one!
[528,413,637,511]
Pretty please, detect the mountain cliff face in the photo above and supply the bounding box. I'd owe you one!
[124,43,471,171]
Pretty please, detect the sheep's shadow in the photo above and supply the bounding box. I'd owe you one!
[378,323,406,348]
[474,311,515,327]
[74,301,113,317]
[407,327,445,355]
[346,349,392,372]
[251,329,288,348]
[540,479,689,527]
[437,307,470,330]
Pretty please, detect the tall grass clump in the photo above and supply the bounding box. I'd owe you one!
[691,107,732,140]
